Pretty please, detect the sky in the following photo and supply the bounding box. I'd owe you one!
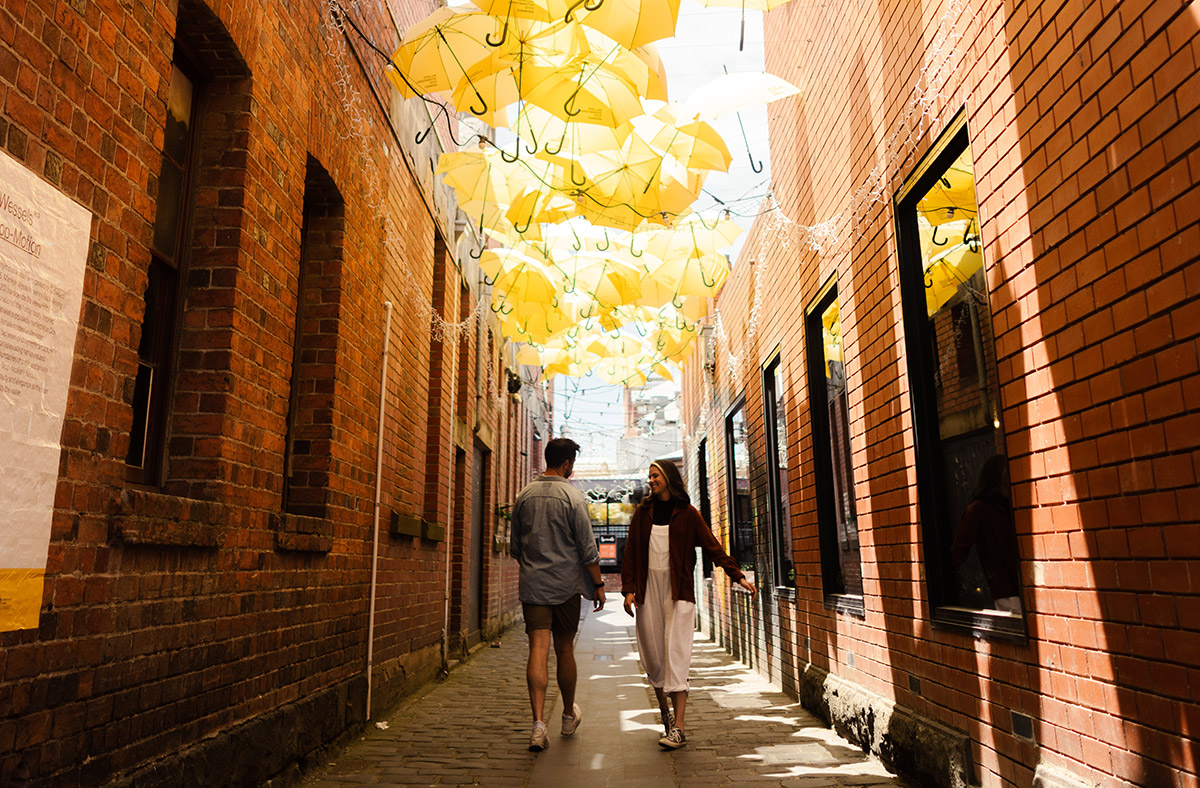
[554,1,773,475]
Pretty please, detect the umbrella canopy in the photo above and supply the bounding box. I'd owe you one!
[679,71,801,120]
[388,8,497,100]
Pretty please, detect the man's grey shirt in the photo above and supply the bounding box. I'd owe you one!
[509,474,600,605]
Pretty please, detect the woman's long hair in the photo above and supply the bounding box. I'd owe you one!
[639,458,691,509]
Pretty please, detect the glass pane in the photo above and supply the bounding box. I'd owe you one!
[821,298,862,595]
[913,145,1021,615]
[588,502,608,526]
[126,363,152,468]
[163,64,194,166]
[608,502,634,525]
[727,406,754,572]
[152,64,194,262]
[151,158,184,262]
[768,363,794,585]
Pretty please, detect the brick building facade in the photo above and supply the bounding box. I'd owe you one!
[682,0,1198,786]
[0,0,541,785]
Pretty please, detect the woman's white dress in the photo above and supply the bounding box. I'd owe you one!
[635,523,696,693]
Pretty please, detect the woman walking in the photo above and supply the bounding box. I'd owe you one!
[621,459,758,749]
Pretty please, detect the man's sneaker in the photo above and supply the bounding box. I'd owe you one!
[659,708,675,734]
[658,726,686,749]
[561,703,583,736]
[529,721,549,752]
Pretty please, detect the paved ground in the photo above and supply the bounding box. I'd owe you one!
[297,604,905,788]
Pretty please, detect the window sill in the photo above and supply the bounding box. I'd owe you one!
[933,606,1027,644]
[110,489,227,548]
[823,593,866,618]
[774,586,797,603]
[273,513,333,553]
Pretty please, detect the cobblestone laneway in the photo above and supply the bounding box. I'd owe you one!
[297,606,905,788]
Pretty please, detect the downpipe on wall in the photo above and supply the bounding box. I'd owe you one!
[366,300,393,720]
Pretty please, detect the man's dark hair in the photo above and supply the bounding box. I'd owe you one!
[544,438,581,469]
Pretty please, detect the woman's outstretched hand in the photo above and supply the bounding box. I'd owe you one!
[623,593,637,617]
[738,577,758,597]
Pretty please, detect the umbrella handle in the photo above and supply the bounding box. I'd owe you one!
[596,230,610,251]
[628,233,643,257]
[564,0,604,23]
[469,246,483,260]
[570,165,587,187]
[500,140,521,163]
[486,16,510,47]
[514,215,533,234]
[482,271,496,286]
[930,225,948,246]
[672,294,685,309]
[563,90,583,118]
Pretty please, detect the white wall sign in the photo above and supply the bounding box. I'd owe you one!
[0,148,91,632]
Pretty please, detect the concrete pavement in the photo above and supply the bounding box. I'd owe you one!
[295,604,904,788]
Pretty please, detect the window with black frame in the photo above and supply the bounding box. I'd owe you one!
[697,438,713,578]
[127,55,201,484]
[895,114,1024,637]
[725,402,755,577]
[763,357,794,588]
[805,283,863,605]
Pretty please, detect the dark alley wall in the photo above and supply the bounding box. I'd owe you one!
[0,0,540,785]
[684,0,1199,786]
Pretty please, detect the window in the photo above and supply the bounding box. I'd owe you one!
[697,437,713,578]
[806,283,863,607]
[725,401,755,575]
[282,158,344,519]
[762,356,794,588]
[127,57,201,484]
[895,113,1024,637]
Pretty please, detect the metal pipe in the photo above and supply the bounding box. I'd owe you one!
[366,300,393,720]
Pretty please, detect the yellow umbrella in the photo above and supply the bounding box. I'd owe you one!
[917,160,977,226]
[467,0,575,25]
[918,216,983,316]
[449,17,591,127]
[645,251,730,298]
[572,0,682,50]
[479,246,554,281]
[644,213,743,262]
[492,260,562,307]
[500,301,579,344]
[520,58,644,127]
[556,251,643,307]
[632,107,732,172]
[516,104,629,162]
[388,8,497,104]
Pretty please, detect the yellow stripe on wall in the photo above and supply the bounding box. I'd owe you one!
[0,569,45,631]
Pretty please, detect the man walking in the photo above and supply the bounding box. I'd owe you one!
[510,438,605,752]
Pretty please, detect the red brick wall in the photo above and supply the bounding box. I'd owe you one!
[683,0,1199,786]
[0,0,531,784]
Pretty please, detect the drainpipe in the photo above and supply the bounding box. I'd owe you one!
[366,300,393,721]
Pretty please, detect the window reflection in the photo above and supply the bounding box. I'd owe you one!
[726,404,755,573]
[901,127,1023,622]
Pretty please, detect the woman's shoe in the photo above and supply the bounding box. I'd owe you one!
[658,726,686,749]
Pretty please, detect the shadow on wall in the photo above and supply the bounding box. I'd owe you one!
[1003,0,1200,783]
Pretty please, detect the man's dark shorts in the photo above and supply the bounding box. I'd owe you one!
[522,595,582,635]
